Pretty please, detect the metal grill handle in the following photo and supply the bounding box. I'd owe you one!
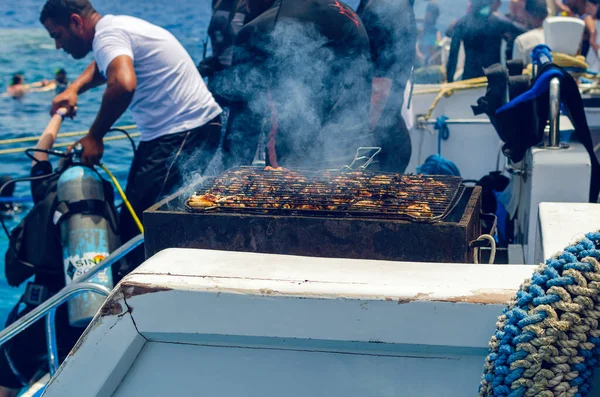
[341,147,382,171]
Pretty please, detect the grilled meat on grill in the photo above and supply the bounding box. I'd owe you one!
[186,167,461,221]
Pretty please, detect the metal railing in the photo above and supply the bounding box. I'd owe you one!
[0,234,144,377]
[547,77,561,148]
[417,117,491,128]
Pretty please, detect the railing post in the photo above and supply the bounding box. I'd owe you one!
[547,77,561,148]
[46,309,59,376]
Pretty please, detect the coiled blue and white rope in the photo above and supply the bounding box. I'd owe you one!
[480,232,600,397]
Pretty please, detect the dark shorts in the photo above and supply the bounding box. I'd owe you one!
[0,300,83,389]
[117,117,222,277]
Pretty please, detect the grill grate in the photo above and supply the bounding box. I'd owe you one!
[186,166,465,222]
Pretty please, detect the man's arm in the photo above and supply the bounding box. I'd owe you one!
[502,19,528,38]
[33,107,68,165]
[50,61,105,115]
[71,61,106,94]
[75,55,136,165]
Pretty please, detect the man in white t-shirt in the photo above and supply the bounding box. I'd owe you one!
[39,0,222,271]
[512,0,548,64]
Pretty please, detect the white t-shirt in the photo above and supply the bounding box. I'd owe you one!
[512,28,546,66]
[93,15,222,141]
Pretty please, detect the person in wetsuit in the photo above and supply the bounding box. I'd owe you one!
[200,0,248,78]
[220,0,373,169]
[416,1,442,66]
[0,108,84,397]
[198,0,248,105]
[447,0,527,82]
[357,0,417,172]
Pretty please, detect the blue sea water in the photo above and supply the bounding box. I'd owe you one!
[0,0,473,326]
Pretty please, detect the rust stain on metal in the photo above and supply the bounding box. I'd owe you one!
[98,299,124,317]
[70,293,127,356]
[394,291,512,305]
[415,293,433,300]
[443,290,514,305]
[397,292,432,304]
[122,281,174,298]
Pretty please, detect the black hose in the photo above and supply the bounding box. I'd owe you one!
[107,128,137,155]
[24,148,69,165]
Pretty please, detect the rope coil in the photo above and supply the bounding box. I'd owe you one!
[480,232,600,397]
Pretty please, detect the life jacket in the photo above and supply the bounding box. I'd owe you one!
[472,59,600,202]
[4,169,120,288]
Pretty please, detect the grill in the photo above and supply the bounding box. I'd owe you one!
[145,167,483,263]
[185,167,465,223]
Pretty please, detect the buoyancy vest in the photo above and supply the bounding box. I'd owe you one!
[472,60,600,202]
[4,168,120,288]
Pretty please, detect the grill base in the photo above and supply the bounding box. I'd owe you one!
[145,187,482,264]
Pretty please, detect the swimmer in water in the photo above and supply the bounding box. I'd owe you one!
[4,74,55,99]
[54,68,69,94]
[5,74,26,99]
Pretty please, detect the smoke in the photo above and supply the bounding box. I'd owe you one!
[214,6,374,171]
[360,0,416,85]
[358,0,417,172]
[165,0,418,205]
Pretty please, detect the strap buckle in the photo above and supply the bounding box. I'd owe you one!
[22,282,50,306]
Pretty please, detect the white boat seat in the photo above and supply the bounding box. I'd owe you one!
[543,16,585,56]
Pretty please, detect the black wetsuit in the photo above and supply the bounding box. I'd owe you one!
[447,13,526,82]
[221,0,373,169]
[200,0,248,77]
[358,0,417,172]
[210,0,248,70]
[199,0,249,106]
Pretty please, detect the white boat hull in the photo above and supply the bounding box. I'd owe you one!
[41,230,600,396]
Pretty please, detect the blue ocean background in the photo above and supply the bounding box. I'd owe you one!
[0,0,482,326]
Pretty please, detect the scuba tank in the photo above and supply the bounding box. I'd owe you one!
[57,145,115,327]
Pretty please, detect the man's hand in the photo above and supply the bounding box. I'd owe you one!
[51,87,78,116]
[69,133,104,165]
